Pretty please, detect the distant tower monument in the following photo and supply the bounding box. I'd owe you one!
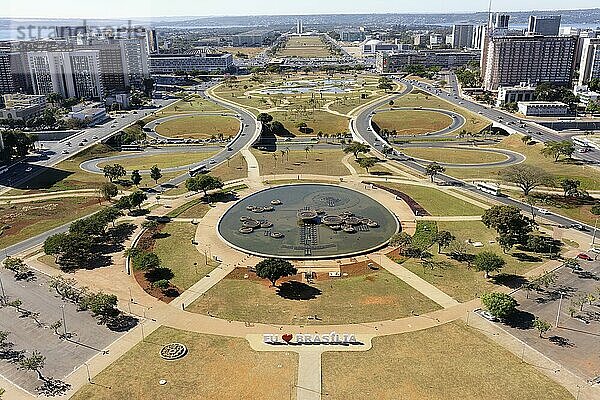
[296,19,304,35]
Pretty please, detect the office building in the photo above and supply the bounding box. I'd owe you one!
[0,48,29,94]
[376,50,480,73]
[429,34,444,47]
[0,93,47,121]
[472,25,487,50]
[296,20,304,35]
[491,13,510,30]
[28,50,104,99]
[518,101,569,116]
[452,24,474,49]
[413,34,428,47]
[149,52,234,73]
[339,30,366,42]
[232,29,275,47]
[68,102,107,125]
[146,29,158,54]
[496,84,537,106]
[528,15,561,36]
[362,39,410,55]
[578,38,600,86]
[482,35,577,91]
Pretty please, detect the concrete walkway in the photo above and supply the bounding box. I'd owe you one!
[297,351,322,400]
[372,253,460,309]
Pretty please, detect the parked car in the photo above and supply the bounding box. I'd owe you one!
[577,253,592,261]
[537,208,550,215]
[570,223,587,231]
[475,308,498,322]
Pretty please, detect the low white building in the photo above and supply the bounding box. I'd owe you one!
[517,101,569,116]
[496,84,537,107]
[68,102,107,126]
[574,85,600,106]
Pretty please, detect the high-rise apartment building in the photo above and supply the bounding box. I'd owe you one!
[482,35,577,91]
[452,24,474,49]
[27,50,104,99]
[472,25,487,50]
[145,29,158,54]
[528,15,561,36]
[578,38,600,86]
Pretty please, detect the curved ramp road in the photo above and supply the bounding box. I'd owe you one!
[143,112,242,142]
[370,107,466,137]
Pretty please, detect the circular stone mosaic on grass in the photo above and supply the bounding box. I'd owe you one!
[217,184,399,259]
[160,343,188,360]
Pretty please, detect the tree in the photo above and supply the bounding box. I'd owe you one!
[98,182,118,203]
[481,292,517,319]
[43,233,69,262]
[425,162,445,183]
[521,135,532,145]
[150,165,162,184]
[133,252,160,271]
[80,292,119,321]
[18,350,46,380]
[131,170,142,187]
[482,205,534,252]
[533,317,551,338]
[185,175,224,200]
[389,232,412,248]
[541,141,575,162]
[500,164,550,196]
[434,231,455,253]
[254,258,297,287]
[343,141,370,160]
[257,113,273,124]
[304,145,311,159]
[357,157,377,173]
[128,191,147,209]
[473,251,506,278]
[560,178,581,198]
[589,78,600,92]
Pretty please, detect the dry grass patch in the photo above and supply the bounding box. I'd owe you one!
[154,115,240,139]
[71,327,298,400]
[252,149,350,176]
[373,109,454,135]
[322,322,573,400]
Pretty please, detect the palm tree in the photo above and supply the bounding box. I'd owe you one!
[304,146,311,159]
[272,153,278,166]
[285,147,291,161]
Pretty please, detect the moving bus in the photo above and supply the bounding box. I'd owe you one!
[475,181,501,196]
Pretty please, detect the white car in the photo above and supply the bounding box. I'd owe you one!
[478,310,499,322]
[25,167,33,172]
[537,208,550,215]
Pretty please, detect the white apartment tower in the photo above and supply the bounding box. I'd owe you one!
[296,20,304,35]
[578,38,600,86]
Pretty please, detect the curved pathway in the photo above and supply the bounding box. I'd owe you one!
[80,145,222,174]
[143,111,242,142]
[399,145,526,168]
[370,106,466,137]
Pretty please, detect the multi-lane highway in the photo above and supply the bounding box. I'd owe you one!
[0,98,177,193]
[0,80,260,260]
[351,77,600,241]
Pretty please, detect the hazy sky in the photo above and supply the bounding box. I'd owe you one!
[4,0,600,19]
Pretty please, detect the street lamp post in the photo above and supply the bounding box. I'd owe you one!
[0,273,6,305]
[60,305,67,338]
[555,292,564,328]
[84,362,92,383]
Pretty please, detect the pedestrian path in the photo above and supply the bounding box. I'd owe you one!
[372,253,460,309]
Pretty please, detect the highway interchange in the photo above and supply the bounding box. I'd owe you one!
[2,73,600,262]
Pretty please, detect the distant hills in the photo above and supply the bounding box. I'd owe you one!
[1,9,600,31]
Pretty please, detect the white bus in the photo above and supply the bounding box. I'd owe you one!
[573,137,591,148]
[475,182,502,196]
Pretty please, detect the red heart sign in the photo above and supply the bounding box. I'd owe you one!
[282,334,293,343]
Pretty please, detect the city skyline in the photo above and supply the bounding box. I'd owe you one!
[4,0,600,19]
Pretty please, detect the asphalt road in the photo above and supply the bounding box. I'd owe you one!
[0,98,177,193]
[352,78,599,242]
[0,80,259,260]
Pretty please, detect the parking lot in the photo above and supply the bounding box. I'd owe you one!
[0,269,124,394]
[502,257,600,382]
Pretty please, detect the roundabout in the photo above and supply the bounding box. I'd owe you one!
[371,107,466,137]
[217,184,399,259]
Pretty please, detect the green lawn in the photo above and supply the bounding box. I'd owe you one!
[322,322,573,400]
[187,264,440,324]
[372,109,453,135]
[153,222,219,290]
[400,147,508,165]
[399,220,546,302]
[446,135,600,190]
[252,149,351,176]
[0,199,102,248]
[166,199,211,219]
[377,183,485,216]
[154,115,240,139]
[72,327,298,400]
